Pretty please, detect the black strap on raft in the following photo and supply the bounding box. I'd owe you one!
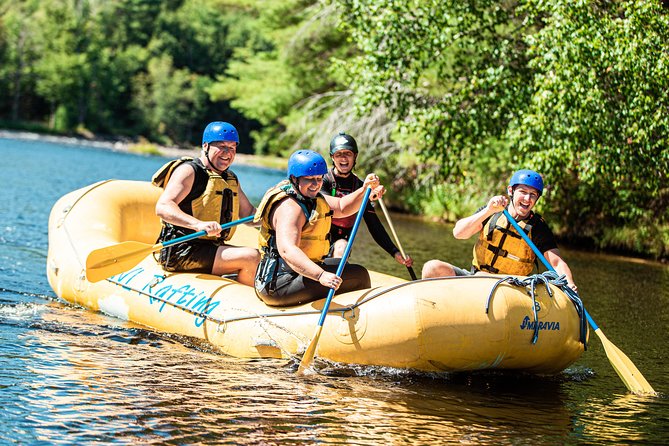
[485,271,587,348]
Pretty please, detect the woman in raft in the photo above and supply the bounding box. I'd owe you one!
[253,149,384,307]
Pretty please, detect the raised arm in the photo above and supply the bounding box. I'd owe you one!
[453,195,508,239]
[324,173,382,217]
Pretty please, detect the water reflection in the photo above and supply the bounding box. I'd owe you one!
[2,277,667,444]
[6,304,584,444]
[5,301,593,444]
[578,393,669,444]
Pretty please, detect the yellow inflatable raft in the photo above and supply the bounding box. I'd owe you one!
[47,180,587,374]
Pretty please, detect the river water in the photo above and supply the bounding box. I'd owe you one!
[1,137,667,445]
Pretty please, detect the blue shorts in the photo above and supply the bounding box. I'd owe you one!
[452,265,474,276]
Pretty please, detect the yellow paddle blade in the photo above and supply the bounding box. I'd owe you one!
[85,240,160,283]
[297,325,323,375]
[594,328,656,396]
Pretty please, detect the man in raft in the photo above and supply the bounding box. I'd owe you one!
[152,121,260,286]
[254,149,384,307]
[322,132,413,267]
[422,169,578,291]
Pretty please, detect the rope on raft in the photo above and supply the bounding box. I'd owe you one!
[485,271,587,348]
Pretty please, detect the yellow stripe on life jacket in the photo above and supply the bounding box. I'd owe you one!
[255,180,332,262]
[472,211,535,275]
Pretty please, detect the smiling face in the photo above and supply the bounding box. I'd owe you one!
[508,184,540,219]
[332,150,356,176]
[204,141,237,172]
[296,175,324,198]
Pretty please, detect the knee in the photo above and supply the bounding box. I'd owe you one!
[236,248,260,266]
[422,259,454,279]
[421,260,438,278]
[342,264,371,290]
[333,239,347,256]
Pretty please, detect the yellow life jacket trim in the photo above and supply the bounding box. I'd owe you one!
[151,156,193,188]
[255,180,331,262]
[472,211,535,275]
[152,157,240,242]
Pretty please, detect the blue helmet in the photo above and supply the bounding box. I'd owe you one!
[287,150,328,178]
[509,169,544,196]
[202,121,239,145]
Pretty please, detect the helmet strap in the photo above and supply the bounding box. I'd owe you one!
[507,186,536,220]
[203,143,226,175]
[289,175,309,200]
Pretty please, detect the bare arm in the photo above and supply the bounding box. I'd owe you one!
[544,248,578,292]
[272,199,343,290]
[323,174,382,218]
[155,164,222,236]
[272,199,325,281]
[453,195,509,239]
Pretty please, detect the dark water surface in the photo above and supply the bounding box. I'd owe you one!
[1,137,667,445]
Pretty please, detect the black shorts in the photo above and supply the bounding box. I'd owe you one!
[328,225,352,256]
[159,239,218,274]
[257,257,371,307]
[330,225,352,242]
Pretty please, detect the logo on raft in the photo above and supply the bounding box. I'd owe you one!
[519,316,560,331]
[110,267,220,328]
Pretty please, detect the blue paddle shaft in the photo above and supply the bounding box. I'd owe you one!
[160,215,254,249]
[316,187,373,327]
[502,209,598,330]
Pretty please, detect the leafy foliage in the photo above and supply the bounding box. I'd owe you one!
[0,0,258,145]
[515,1,669,237]
[0,0,666,258]
[335,0,669,257]
[208,0,352,155]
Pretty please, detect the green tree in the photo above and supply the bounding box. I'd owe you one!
[0,0,41,121]
[336,0,669,257]
[513,0,669,256]
[132,54,209,144]
[208,0,352,155]
[31,0,102,131]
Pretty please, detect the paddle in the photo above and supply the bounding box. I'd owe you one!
[297,187,373,374]
[502,209,656,395]
[85,215,254,283]
[377,197,417,280]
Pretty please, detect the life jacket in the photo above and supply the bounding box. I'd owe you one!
[472,210,536,275]
[323,168,360,229]
[254,180,332,262]
[152,157,240,243]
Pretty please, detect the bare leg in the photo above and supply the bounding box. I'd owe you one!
[421,259,458,279]
[332,238,348,258]
[212,245,261,286]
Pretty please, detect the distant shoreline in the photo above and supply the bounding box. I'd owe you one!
[2,130,665,263]
[0,129,286,170]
